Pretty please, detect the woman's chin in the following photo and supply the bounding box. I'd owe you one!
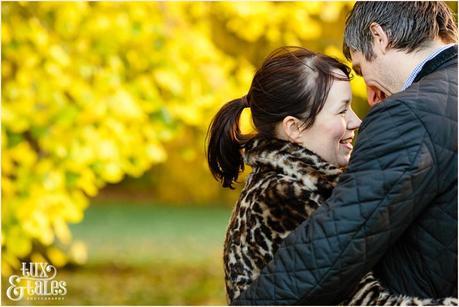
[337,156,351,167]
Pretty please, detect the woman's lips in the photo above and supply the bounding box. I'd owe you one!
[340,142,353,151]
[340,137,353,151]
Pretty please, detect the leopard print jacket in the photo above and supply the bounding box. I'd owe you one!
[223,137,457,306]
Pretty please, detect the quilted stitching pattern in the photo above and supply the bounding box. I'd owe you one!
[232,47,458,305]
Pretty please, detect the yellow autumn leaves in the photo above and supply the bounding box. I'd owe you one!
[2,1,365,275]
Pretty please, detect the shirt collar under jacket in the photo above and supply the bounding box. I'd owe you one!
[401,43,456,91]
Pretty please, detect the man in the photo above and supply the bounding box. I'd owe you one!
[232,2,457,305]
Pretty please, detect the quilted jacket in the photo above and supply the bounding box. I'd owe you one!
[232,45,458,305]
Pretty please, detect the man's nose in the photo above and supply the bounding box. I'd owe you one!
[366,85,386,106]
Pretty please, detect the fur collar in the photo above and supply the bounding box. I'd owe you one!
[243,137,343,183]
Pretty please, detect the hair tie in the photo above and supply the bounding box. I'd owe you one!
[241,95,250,108]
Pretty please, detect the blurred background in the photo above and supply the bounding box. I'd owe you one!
[2,2,457,305]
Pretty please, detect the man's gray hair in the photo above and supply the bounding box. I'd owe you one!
[343,1,458,61]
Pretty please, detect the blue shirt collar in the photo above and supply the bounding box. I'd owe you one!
[401,44,456,91]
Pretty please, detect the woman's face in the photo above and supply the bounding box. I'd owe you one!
[298,76,361,167]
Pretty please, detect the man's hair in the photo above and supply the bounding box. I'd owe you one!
[343,2,458,61]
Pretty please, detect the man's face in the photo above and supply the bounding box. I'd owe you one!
[350,51,391,106]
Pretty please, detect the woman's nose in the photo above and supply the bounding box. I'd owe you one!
[347,109,362,130]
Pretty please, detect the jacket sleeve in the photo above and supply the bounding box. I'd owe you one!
[231,99,439,305]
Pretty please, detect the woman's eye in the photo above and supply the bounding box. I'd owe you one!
[339,109,347,115]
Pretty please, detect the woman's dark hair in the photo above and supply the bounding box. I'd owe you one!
[343,2,458,61]
[206,46,351,189]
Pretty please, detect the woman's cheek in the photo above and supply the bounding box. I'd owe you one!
[335,121,348,165]
[329,120,346,143]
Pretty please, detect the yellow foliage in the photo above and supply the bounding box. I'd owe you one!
[240,108,255,136]
[68,240,88,265]
[47,246,68,268]
[1,2,367,272]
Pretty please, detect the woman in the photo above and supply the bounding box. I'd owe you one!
[206,47,454,305]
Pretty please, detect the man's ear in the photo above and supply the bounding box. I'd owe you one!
[282,116,302,143]
[369,22,389,54]
[366,84,387,106]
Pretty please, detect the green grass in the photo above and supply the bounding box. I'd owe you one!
[70,203,232,265]
[3,202,233,305]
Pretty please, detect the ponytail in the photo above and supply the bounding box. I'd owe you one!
[206,97,249,189]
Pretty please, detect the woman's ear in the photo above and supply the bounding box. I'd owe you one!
[369,22,389,54]
[282,116,302,143]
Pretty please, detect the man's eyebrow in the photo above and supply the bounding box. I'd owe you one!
[352,64,362,76]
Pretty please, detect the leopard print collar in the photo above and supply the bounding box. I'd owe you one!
[243,137,343,181]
